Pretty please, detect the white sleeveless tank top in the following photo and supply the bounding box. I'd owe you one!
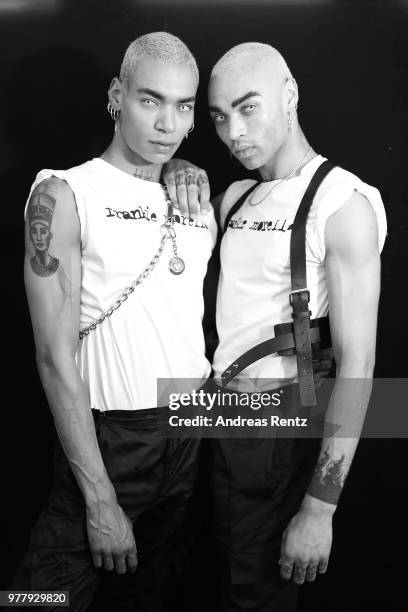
[28,158,216,410]
[213,155,387,389]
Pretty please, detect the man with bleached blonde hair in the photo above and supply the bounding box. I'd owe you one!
[12,31,217,611]
[164,41,387,611]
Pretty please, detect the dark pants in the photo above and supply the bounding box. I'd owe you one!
[210,386,322,612]
[12,408,201,612]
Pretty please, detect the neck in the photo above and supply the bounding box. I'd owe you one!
[259,128,313,182]
[37,251,50,265]
[101,133,163,183]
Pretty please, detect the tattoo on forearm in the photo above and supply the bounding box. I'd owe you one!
[27,184,59,277]
[307,447,347,505]
[134,168,154,181]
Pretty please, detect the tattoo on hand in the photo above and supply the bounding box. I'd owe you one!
[186,173,196,186]
[307,447,346,505]
[27,184,59,277]
[197,175,208,185]
[176,173,186,186]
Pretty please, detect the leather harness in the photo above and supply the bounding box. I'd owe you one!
[220,160,337,406]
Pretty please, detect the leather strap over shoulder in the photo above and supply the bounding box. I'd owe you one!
[222,182,260,232]
[220,159,337,406]
[289,160,337,405]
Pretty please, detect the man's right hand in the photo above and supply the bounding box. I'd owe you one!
[86,501,138,574]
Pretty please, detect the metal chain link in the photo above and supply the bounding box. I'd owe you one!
[79,200,176,341]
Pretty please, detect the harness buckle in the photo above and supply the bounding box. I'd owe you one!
[289,287,310,306]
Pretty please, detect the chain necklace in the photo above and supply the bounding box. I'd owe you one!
[248,146,314,207]
[165,196,185,275]
[79,191,184,340]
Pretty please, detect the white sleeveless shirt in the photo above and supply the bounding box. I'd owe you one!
[28,158,216,410]
[212,155,387,389]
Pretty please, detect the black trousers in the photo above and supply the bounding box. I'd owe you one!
[210,385,322,612]
[12,408,201,612]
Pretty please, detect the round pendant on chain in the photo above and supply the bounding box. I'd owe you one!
[169,256,185,275]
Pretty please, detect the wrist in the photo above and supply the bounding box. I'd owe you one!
[300,493,337,518]
[83,475,117,511]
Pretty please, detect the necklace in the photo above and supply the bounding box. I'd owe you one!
[248,146,314,207]
[78,193,185,340]
[164,191,185,275]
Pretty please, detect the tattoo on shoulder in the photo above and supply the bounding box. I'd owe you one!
[307,447,347,505]
[27,183,60,277]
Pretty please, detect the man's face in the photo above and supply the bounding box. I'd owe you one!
[118,58,197,165]
[30,222,50,252]
[208,62,287,172]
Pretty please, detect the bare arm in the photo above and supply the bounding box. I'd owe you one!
[280,191,381,583]
[306,190,380,507]
[25,177,137,574]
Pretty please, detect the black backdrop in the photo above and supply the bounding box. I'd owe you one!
[1,0,407,610]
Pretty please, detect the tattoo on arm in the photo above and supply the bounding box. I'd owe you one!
[27,183,59,277]
[307,446,347,505]
[134,168,154,181]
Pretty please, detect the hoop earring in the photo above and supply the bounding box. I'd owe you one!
[185,122,195,140]
[107,102,119,122]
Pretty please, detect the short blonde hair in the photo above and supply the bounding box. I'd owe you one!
[120,32,198,88]
[212,42,292,80]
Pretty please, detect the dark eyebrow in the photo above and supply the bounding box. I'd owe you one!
[137,88,195,104]
[232,91,260,108]
[209,91,260,114]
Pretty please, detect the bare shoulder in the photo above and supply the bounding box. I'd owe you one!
[25,175,81,281]
[29,175,77,211]
[325,190,379,259]
[26,176,80,247]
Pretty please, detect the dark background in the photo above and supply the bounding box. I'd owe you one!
[1,0,407,610]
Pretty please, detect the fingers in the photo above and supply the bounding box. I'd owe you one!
[126,548,138,573]
[279,559,294,581]
[293,564,308,585]
[114,552,127,575]
[165,178,178,210]
[197,174,211,213]
[279,557,327,584]
[165,169,211,219]
[92,551,102,569]
[103,553,114,572]
[99,547,137,575]
[175,172,189,217]
[186,172,199,218]
[305,565,318,582]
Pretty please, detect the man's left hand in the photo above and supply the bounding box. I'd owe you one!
[162,159,211,218]
[279,505,333,584]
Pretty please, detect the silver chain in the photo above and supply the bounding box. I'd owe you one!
[79,198,178,341]
[248,146,314,207]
